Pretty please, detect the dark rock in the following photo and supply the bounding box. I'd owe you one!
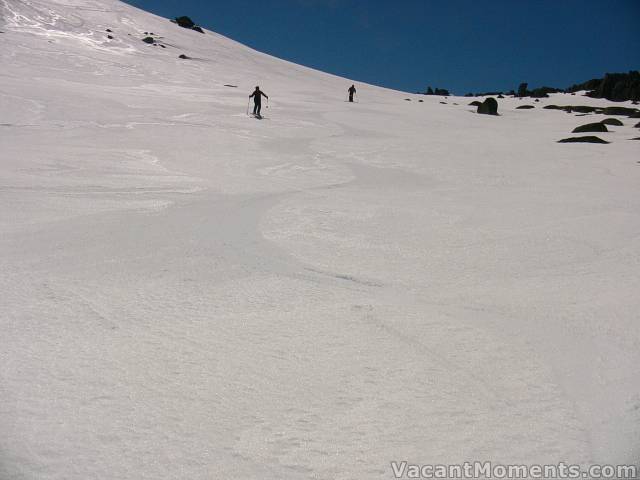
[107,35,113,39]
[630,112,640,118]
[497,94,504,98]
[545,105,600,114]
[469,101,482,107]
[418,99,423,102]
[178,54,190,59]
[106,28,112,32]
[571,106,600,114]
[602,106,638,116]
[477,97,498,115]
[516,105,535,109]
[572,122,608,133]
[175,16,196,29]
[600,118,623,126]
[160,44,166,48]
[567,71,640,102]
[224,84,237,88]
[630,137,640,140]
[440,101,447,104]
[142,36,154,44]
[534,99,540,102]
[404,98,411,101]
[558,136,609,144]
[174,16,205,33]
[634,122,640,128]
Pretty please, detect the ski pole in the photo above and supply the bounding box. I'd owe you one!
[246,97,251,115]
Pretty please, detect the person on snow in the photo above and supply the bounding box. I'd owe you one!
[249,86,268,116]
[348,84,356,102]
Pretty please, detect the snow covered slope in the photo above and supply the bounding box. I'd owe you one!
[1,0,639,478]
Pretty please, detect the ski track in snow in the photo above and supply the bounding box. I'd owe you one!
[1,0,640,478]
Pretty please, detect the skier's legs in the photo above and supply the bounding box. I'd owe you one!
[255,103,261,116]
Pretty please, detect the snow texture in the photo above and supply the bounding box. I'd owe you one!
[1,0,639,478]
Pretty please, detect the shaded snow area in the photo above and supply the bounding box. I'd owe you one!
[1,0,639,478]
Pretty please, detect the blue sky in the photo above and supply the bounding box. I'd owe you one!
[122,0,639,94]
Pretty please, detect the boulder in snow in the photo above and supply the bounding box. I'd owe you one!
[570,106,600,114]
[600,118,623,126]
[544,105,604,114]
[602,106,638,116]
[174,16,205,34]
[477,97,498,115]
[175,16,195,28]
[558,136,609,144]
[572,122,608,133]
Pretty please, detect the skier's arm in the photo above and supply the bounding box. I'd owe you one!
[262,92,268,99]
[249,92,255,98]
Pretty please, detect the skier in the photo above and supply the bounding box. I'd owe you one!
[348,84,356,102]
[249,86,268,117]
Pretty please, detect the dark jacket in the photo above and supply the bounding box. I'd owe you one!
[250,89,268,103]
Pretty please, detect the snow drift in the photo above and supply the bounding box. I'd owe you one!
[1,0,639,478]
